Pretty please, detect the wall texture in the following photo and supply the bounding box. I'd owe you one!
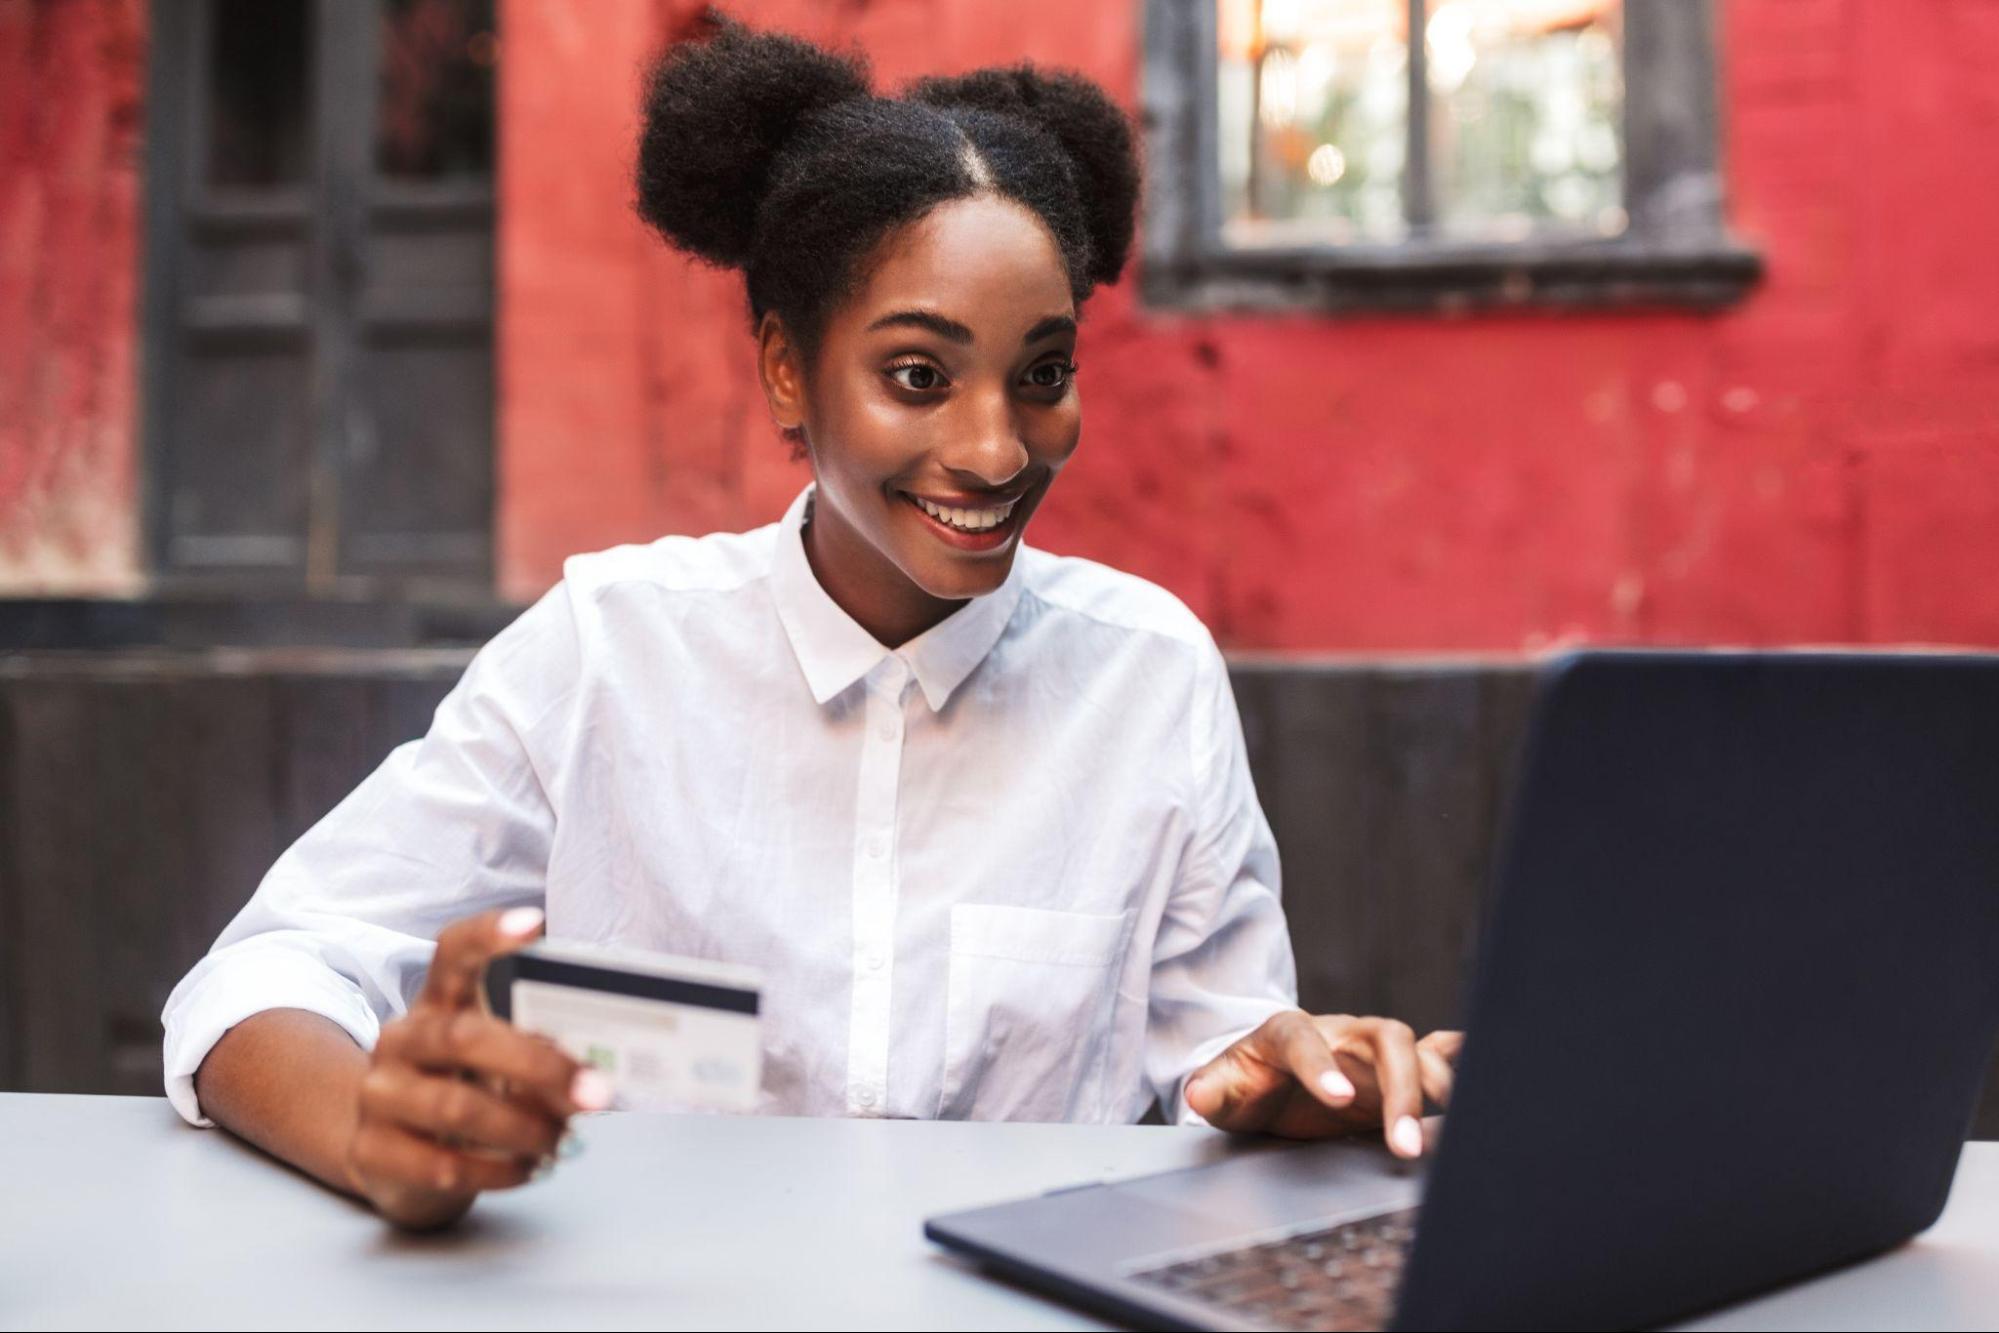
[5,1,1998,653]
[0,0,145,594]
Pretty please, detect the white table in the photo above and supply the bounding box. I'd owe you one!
[2,1095,1994,1330]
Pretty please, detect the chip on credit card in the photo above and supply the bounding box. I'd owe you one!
[484,939,762,1113]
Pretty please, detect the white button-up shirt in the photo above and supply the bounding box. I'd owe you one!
[161,483,1298,1128]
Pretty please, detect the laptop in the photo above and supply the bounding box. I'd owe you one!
[925,651,1999,1331]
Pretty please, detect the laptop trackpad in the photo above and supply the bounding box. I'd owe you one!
[1111,1137,1425,1244]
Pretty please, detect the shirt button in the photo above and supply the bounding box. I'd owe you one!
[877,718,900,742]
[856,1087,878,1109]
[866,834,887,858]
[866,949,886,971]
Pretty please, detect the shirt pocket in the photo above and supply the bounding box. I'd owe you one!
[938,903,1136,1123]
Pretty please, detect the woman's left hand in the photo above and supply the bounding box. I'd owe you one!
[1183,1011,1463,1158]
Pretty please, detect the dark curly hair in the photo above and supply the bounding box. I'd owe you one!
[634,6,1142,455]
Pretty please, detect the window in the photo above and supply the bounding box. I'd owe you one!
[203,0,311,189]
[1140,0,1761,312]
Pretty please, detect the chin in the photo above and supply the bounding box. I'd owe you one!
[909,551,1017,602]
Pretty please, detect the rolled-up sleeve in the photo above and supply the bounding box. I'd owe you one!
[1145,637,1300,1127]
[160,582,581,1127]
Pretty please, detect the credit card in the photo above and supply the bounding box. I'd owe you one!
[484,939,762,1113]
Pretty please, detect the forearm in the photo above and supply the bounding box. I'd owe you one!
[192,1008,371,1197]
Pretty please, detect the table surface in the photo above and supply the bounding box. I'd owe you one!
[2,1095,1994,1331]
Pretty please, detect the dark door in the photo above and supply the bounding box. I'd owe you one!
[142,0,497,594]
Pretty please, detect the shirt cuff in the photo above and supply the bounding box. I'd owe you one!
[161,950,385,1128]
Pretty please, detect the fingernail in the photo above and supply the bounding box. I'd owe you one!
[499,906,544,939]
[1183,1073,1209,1105]
[530,1156,556,1182]
[557,1129,585,1159]
[1317,1068,1356,1101]
[1391,1115,1424,1158]
[571,1067,614,1111]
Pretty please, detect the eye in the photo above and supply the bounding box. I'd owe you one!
[885,360,947,392]
[1026,360,1078,392]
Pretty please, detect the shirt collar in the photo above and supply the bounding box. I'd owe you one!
[768,482,1027,712]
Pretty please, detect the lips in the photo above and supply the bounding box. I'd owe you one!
[902,491,1022,533]
[897,488,1025,551]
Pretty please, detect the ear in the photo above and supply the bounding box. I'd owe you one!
[756,312,808,434]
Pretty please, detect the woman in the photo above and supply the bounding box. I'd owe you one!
[164,9,1461,1231]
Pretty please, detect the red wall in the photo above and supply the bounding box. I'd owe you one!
[0,0,145,594]
[498,0,1999,651]
[3,1,1994,652]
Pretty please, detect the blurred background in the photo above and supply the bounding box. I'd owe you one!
[1,0,1994,1130]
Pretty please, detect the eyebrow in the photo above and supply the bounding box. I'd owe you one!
[864,309,1077,347]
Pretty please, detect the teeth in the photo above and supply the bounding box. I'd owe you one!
[910,493,1014,532]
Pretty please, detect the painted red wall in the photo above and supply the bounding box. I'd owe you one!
[4,2,1994,652]
[0,0,145,593]
[498,0,1999,651]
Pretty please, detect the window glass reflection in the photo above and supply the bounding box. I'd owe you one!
[206,0,311,188]
[377,0,498,181]
[1221,0,1410,246]
[1428,0,1624,240]
[1216,0,1624,247]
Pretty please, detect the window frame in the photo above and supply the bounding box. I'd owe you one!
[1139,0,1763,313]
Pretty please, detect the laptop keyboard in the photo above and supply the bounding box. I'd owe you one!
[1127,1206,1419,1332]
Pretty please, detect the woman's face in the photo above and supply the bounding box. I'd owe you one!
[758,194,1082,641]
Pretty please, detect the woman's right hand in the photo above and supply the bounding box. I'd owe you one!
[344,906,612,1229]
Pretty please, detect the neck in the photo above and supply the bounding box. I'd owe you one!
[802,490,966,649]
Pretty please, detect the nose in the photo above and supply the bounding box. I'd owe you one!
[946,387,1032,489]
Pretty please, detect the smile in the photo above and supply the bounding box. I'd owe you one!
[896,488,1028,552]
[901,492,1020,533]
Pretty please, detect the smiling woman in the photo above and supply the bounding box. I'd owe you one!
[771,197,1082,636]
[163,3,1457,1234]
